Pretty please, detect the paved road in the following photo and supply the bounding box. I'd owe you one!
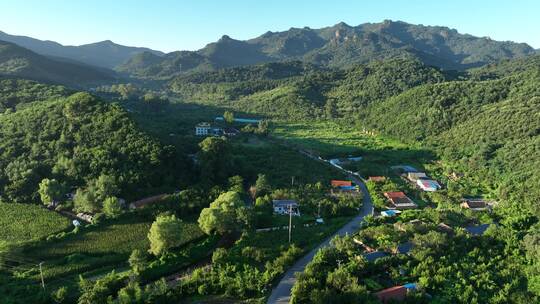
[266,173,374,304]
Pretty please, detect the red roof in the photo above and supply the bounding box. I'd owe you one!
[331,180,352,187]
[384,191,406,199]
[375,286,407,303]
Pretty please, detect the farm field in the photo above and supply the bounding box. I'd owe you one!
[272,120,436,177]
[13,214,205,281]
[0,203,71,244]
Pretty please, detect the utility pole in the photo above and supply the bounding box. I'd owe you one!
[288,204,293,244]
[39,262,45,290]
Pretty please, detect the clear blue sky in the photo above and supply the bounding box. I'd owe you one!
[0,0,538,52]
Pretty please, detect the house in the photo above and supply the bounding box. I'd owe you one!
[129,194,167,209]
[407,172,427,182]
[368,176,386,182]
[375,283,418,303]
[381,209,402,217]
[272,200,300,216]
[363,251,389,262]
[461,199,491,211]
[416,179,441,192]
[331,180,352,188]
[465,223,491,236]
[383,192,418,209]
[195,122,211,136]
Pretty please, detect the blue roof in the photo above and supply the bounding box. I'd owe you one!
[403,283,417,290]
[215,117,261,124]
[381,210,399,216]
[465,224,491,236]
[363,251,389,262]
[397,242,413,254]
[338,185,357,190]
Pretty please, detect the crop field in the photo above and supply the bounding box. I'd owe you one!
[17,214,204,280]
[0,203,71,243]
[272,121,436,177]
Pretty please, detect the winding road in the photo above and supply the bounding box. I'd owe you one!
[266,158,374,303]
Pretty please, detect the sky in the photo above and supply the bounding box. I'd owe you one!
[0,0,538,53]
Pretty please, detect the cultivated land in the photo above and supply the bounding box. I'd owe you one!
[0,203,71,243]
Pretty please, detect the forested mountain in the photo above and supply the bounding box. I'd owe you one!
[168,58,447,118]
[0,30,163,68]
[0,40,116,87]
[0,91,185,204]
[119,20,535,78]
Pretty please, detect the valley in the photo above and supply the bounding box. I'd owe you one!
[0,15,539,304]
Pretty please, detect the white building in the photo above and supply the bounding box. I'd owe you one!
[272,200,300,216]
[195,122,211,136]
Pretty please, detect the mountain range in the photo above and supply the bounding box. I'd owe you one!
[0,40,115,87]
[117,20,536,78]
[0,20,537,83]
[0,30,163,69]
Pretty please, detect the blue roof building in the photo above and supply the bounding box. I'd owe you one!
[215,117,261,124]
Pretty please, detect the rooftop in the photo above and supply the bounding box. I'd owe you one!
[272,200,298,207]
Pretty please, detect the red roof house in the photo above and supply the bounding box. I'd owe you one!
[331,180,352,188]
[383,192,417,209]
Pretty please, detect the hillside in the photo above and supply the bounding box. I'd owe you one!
[359,59,540,212]
[0,91,185,203]
[0,30,163,68]
[168,58,446,119]
[119,20,535,78]
[0,40,116,87]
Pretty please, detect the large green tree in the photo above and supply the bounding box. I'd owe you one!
[147,214,184,256]
[38,178,63,205]
[198,191,251,235]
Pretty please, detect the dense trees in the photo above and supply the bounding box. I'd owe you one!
[0,91,183,204]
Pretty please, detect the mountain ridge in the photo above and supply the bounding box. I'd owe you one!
[0,30,164,68]
[117,20,536,78]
